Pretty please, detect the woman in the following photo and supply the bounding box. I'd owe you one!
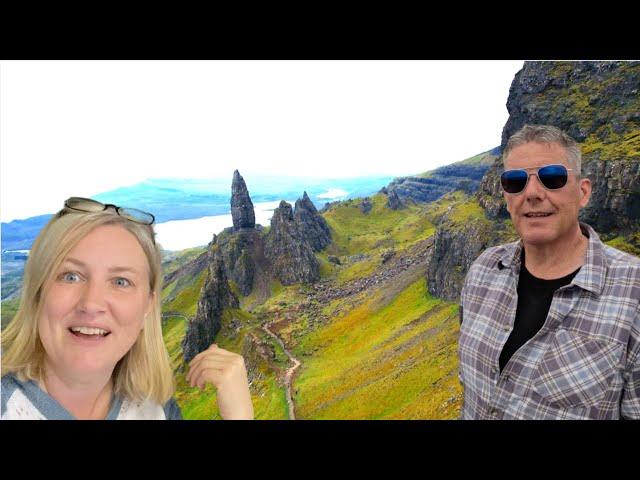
[1,197,254,420]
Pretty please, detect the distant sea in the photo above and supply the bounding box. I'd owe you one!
[154,200,294,251]
[1,175,393,252]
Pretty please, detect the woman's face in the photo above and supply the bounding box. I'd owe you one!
[38,224,155,383]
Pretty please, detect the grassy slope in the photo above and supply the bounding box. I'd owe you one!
[294,278,461,419]
[416,149,498,178]
[162,246,208,278]
[263,191,472,419]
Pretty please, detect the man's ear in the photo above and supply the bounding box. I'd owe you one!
[503,191,512,215]
[578,177,592,208]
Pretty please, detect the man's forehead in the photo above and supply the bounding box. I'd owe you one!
[505,141,569,168]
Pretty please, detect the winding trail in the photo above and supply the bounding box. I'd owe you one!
[261,320,301,420]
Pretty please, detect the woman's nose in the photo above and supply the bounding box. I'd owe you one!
[77,281,107,315]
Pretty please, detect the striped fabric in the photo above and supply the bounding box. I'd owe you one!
[458,223,640,419]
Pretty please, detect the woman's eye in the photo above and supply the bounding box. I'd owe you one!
[60,272,81,282]
[114,277,131,287]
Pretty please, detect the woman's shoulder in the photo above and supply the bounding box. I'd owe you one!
[1,374,20,412]
[116,396,183,420]
[1,373,48,420]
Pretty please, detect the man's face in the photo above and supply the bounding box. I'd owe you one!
[503,141,592,247]
[38,225,154,382]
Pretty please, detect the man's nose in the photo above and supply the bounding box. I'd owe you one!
[77,280,107,315]
[523,173,546,199]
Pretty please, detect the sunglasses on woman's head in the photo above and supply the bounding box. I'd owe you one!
[63,197,155,225]
[500,164,573,194]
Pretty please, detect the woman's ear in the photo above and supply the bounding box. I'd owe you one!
[144,291,156,319]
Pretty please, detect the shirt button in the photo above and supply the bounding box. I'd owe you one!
[490,409,499,418]
[502,325,510,332]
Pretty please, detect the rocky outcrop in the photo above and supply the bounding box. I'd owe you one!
[216,227,267,296]
[182,249,239,363]
[386,189,404,210]
[383,154,496,208]
[581,158,640,232]
[231,170,255,230]
[293,191,331,252]
[266,201,320,285]
[427,213,515,301]
[359,197,373,214]
[475,159,509,220]
[496,61,640,233]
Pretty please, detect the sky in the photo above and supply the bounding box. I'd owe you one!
[0,60,523,222]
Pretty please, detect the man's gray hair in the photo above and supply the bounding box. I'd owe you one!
[503,124,582,175]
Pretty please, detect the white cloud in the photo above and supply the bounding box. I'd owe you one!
[317,188,349,199]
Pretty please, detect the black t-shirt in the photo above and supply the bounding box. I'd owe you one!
[498,250,581,372]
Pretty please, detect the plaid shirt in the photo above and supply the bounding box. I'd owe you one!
[458,223,640,419]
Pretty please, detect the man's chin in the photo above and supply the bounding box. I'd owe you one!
[518,230,556,247]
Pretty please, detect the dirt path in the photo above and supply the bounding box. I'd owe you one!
[261,321,301,420]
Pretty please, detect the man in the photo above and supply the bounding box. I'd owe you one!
[458,124,640,419]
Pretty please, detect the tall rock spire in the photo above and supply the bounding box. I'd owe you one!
[231,170,255,230]
[293,191,331,251]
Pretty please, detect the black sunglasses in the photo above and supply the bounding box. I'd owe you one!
[63,197,155,225]
[500,164,573,194]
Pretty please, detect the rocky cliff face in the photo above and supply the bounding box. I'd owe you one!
[182,249,239,363]
[266,201,320,285]
[475,159,509,220]
[293,191,332,252]
[231,170,256,230]
[498,61,640,233]
[427,210,516,301]
[383,152,497,208]
[386,189,404,210]
[216,227,267,296]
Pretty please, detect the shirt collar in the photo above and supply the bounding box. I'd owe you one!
[497,222,607,296]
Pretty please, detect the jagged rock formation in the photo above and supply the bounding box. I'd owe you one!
[182,250,239,363]
[216,227,267,296]
[498,61,640,233]
[293,191,331,252]
[266,201,320,285]
[386,189,404,210]
[475,159,509,220]
[427,213,515,301]
[582,160,640,232]
[231,170,255,230]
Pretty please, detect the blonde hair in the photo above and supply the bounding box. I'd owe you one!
[1,207,175,404]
